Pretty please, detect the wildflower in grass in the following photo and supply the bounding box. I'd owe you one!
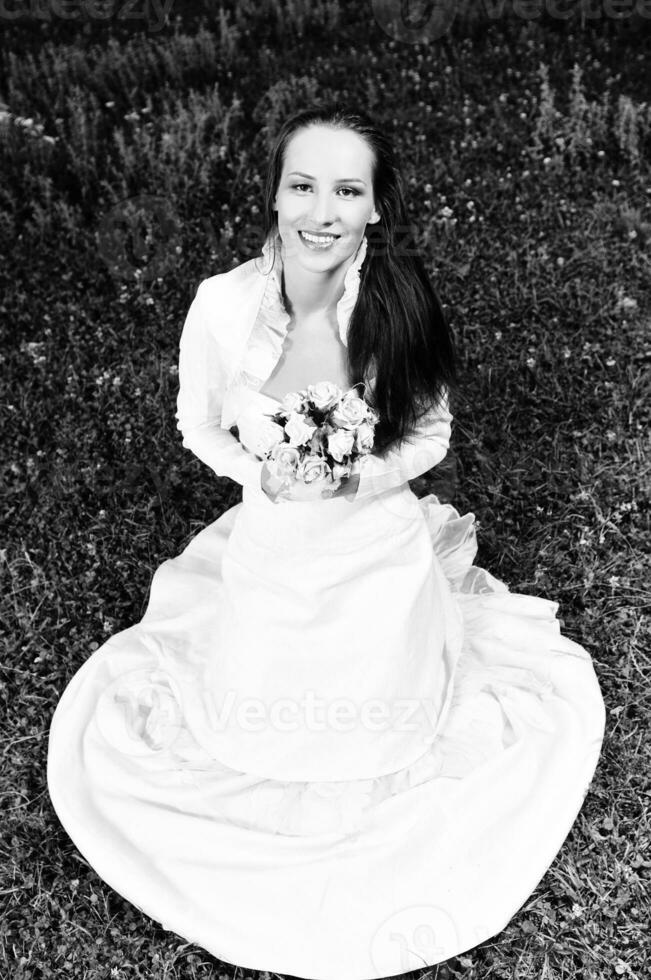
[23,341,47,366]
[618,296,637,311]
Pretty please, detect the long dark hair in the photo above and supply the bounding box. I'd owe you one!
[257,104,458,456]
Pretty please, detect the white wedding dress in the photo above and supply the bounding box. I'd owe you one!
[47,381,606,980]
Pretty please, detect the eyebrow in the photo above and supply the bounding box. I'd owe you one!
[288,171,367,186]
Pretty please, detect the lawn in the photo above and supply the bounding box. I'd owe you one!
[1,3,649,978]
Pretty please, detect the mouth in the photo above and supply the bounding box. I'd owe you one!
[298,230,340,249]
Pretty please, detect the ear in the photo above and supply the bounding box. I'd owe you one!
[368,208,381,224]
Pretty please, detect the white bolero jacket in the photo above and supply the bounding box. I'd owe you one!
[175,232,453,501]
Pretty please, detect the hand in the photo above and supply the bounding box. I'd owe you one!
[261,466,341,503]
[237,410,284,459]
[260,459,292,503]
[260,458,362,503]
[326,459,361,501]
[235,411,261,455]
[289,460,362,501]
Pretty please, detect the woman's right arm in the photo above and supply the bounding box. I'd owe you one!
[175,279,265,489]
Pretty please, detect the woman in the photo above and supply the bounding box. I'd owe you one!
[47,106,606,979]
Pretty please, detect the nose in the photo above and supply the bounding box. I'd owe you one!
[309,191,336,226]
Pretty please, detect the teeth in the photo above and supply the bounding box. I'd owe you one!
[301,231,337,244]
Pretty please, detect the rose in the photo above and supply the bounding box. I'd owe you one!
[254,418,287,456]
[306,381,342,412]
[280,390,305,414]
[269,442,301,477]
[332,461,352,481]
[354,419,375,452]
[284,412,317,447]
[280,455,334,501]
[327,428,356,462]
[297,456,331,484]
[331,393,369,429]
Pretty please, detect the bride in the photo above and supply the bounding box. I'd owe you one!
[47,106,606,979]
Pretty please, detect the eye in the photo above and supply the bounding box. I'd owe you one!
[291,184,360,198]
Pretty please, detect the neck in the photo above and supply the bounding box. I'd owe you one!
[279,243,359,323]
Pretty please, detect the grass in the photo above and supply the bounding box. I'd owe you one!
[1,4,650,979]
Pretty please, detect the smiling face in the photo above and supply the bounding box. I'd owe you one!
[272,124,381,270]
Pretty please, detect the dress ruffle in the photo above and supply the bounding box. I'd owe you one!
[229,232,369,395]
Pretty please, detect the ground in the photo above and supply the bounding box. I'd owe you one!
[0,4,649,978]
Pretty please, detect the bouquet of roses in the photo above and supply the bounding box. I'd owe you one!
[257,380,379,498]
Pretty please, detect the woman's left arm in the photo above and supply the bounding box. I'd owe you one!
[351,390,452,501]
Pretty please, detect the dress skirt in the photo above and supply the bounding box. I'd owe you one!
[47,435,606,979]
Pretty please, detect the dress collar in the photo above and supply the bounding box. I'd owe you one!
[259,230,368,347]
